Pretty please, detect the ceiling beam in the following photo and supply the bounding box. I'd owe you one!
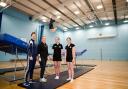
[28,0,76,28]
[14,0,40,14]
[57,0,87,26]
[123,2,128,20]
[48,11,74,27]
[28,0,74,28]
[73,1,92,24]
[42,0,83,28]
[13,0,69,30]
[29,0,46,11]
[101,0,109,21]
[83,0,102,24]
[112,0,117,24]
[64,5,86,25]
[42,14,70,29]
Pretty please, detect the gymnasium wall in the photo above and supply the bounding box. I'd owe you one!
[63,24,128,60]
[0,7,128,61]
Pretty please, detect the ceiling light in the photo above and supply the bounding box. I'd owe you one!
[123,20,128,23]
[105,23,110,25]
[63,27,68,31]
[41,16,47,20]
[64,29,68,32]
[57,16,61,19]
[42,19,47,22]
[0,1,7,7]
[76,27,79,30]
[89,25,94,28]
[55,11,60,15]
[97,5,103,9]
[74,11,80,15]
[70,4,77,9]
[63,27,68,30]
[73,24,78,27]
[41,16,47,22]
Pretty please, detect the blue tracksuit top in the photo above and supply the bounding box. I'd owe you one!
[28,39,38,57]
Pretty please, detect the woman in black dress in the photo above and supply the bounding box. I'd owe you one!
[52,37,63,79]
[65,37,76,82]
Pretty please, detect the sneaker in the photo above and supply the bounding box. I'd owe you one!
[66,77,71,81]
[29,80,36,83]
[23,82,30,87]
[40,78,47,82]
[54,76,59,80]
[70,78,74,82]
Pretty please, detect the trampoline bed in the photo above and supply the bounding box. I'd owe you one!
[0,33,28,54]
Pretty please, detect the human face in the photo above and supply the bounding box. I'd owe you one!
[66,38,71,45]
[55,37,60,44]
[41,36,46,43]
[31,34,36,41]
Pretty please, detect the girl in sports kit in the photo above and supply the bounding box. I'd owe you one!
[65,37,76,82]
[52,37,63,79]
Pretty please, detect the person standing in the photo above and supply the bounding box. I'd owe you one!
[24,32,38,86]
[38,36,49,82]
[52,37,63,79]
[65,37,76,82]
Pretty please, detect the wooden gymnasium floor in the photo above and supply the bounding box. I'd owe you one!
[0,60,128,89]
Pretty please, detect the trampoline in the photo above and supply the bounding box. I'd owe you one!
[0,33,28,82]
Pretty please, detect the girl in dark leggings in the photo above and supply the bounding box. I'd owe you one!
[38,36,49,82]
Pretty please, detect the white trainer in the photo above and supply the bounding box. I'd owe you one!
[54,76,59,80]
[66,77,71,81]
[70,78,74,82]
[40,77,47,82]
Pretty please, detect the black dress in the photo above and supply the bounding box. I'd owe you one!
[52,43,63,61]
[65,44,75,62]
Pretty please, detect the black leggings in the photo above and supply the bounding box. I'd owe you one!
[40,58,47,78]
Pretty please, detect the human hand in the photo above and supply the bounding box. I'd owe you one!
[29,56,33,60]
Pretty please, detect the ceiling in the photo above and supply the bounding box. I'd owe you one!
[3,0,128,30]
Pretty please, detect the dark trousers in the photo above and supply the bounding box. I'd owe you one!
[25,56,36,82]
[40,57,47,78]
